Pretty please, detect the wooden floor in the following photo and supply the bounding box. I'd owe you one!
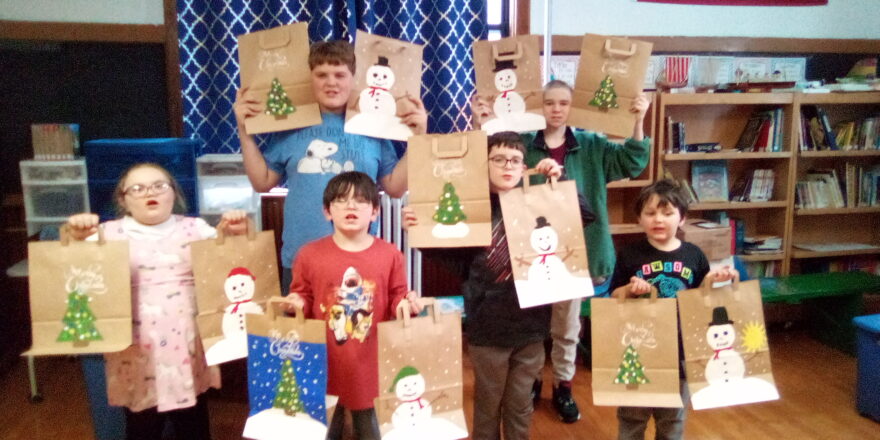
[1,327,877,440]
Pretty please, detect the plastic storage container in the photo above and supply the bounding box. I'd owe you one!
[20,160,90,235]
[853,314,880,422]
[196,154,261,230]
[84,138,199,221]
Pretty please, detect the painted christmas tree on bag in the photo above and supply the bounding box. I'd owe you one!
[432,181,469,239]
[57,290,102,342]
[273,359,306,416]
[589,75,619,109]
[266,78,296,117]
[615,343,649,385]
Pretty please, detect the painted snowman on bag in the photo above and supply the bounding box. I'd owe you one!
[525,217,573,284]
[359,56,398,116]
[390,366,433,429]
[703,306,746,384]
[492,59,527,118]
[221,267,264,339]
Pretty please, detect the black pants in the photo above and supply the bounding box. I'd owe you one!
[124,398,211,440]
[326,405,380,440]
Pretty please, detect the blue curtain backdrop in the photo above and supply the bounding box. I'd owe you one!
[177,0,487,154]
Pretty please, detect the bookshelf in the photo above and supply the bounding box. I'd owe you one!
[657,92,795,275]
[788,92,880,273]
[655,91,880,276]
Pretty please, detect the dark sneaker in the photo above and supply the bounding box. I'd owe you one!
[531,378,543,404]
[552,381,581,423]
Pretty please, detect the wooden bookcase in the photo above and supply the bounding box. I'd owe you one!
[655,91,880,276]
[788,92,880,273]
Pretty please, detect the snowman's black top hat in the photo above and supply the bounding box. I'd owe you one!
[535,216,551,229]
[376,56,390,67]
[709,306,734,326]
[493,58,516,72]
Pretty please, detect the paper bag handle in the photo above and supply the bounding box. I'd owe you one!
[522,168,558,191]
[492,42,523,61]
[266,296,305,324]
[258,27,292,50]
[60,223,106,246]
[214,217,258,244]
[603,39,637,58]
[432,136,468,159]
[611,285,659,302]
[395,297,438,326]
[699,272,742,308]
[370,39,408,54]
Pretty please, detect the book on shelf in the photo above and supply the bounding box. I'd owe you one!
[801,256,880,275]
[803,169,845,208]
[832,116,880,151]
[691,160,729,202]
[729,169,774,202]
[735,109,783,152]
[793,242,878,252]
[800,105,842,151]
[745,260,779,278]
[665,116,687,154]
[679,178,698,205]
[743,234,782,255]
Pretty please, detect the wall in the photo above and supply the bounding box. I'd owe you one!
[0,0,163,24]
[531,0,879,39]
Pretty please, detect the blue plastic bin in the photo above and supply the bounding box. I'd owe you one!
[853,314,880,422]
[83,138,199,221]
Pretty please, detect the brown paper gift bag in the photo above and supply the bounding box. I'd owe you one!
[569,34,653,138]
[677,277,780,410]
[499,171,593,308]
[344,32,424,141]
[406,131,491,248]
[238,22,322,135]
[192,220,280,366]
[374,299,468,440]
[26,226,132,355]
[472,35,546,134]
[591,288,683,408]
[243,299,335,440]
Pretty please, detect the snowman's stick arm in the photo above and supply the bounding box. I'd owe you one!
[428,390,449,406]
[561,245,574,261]
[514,255,529,267]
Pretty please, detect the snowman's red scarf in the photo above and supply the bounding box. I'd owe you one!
[401,397,428,408]
[368,86,389,97]
[539,252,555,264]
[500,90,514,98]
[712,347,733,359]
[231,299,252,313]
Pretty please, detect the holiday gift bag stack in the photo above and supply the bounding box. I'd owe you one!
[569,34,653,138]
[243,299,332,440]
[472,35,546,134]
[191,219,280,366]
[499,171,594,308]
[590,287,683,408]
[406,131,491,248]
[677,275,780,410]
[375,299,468,440]
[344,31,424,141]
[26,225,132,355]
[238,22,322,134]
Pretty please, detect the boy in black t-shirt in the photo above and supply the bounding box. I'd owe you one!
[609,179,737,440]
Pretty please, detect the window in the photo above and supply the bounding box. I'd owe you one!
[486,0,510,41]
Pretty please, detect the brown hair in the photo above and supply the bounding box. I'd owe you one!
[309,40,356,74]
[544,79,573,94]
[322,171,380,209]
[114,163,188,217]
[634,178,689,218]
[487,131,526,155]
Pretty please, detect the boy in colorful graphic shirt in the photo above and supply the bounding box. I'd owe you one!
[285,171,423,440]
[608,179,737,440]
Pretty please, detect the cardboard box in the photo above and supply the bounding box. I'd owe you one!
[679,219,731,261]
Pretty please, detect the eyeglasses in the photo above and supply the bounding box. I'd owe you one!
[123,181,172,198]
[489,156,524,168]
[331,196,372,208]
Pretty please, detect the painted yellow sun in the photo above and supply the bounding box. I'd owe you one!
[741,321,768,353]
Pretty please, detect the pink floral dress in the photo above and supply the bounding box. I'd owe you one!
[103,215,221,412]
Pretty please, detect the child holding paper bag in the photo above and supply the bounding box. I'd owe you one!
[608,179,737,440]
[66,163,248,440]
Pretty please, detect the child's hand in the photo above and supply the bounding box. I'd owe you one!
[630,92,651,121]
[534,158,563,179]
[627,276,653,297]
[708,266,739,284]
[283,293,306,313]
[401,206,418,231]
[233,87,262,129]
[221,210,249,235]
[67,213,100,240]
[400,95,428,135]
[405,291,424,315]
[470,93,494,127]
